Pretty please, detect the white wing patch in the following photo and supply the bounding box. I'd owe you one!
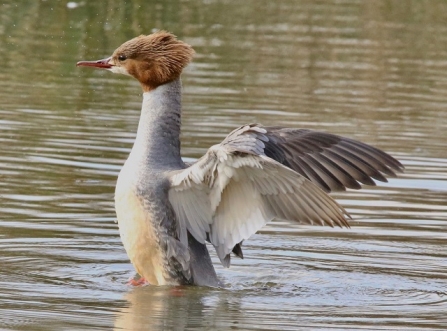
[168,184,212,245]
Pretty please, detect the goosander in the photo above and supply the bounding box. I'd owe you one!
[77,31,403,287]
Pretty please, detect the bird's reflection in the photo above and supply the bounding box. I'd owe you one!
[114,285,241,330]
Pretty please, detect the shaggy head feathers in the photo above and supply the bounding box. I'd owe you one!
[111,31,194,91]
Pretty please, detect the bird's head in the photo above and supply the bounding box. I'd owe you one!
[77,31,194,92]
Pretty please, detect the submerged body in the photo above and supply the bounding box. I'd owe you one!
[77,31,403,286]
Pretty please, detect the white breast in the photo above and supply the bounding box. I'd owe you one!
[115,160,170,285]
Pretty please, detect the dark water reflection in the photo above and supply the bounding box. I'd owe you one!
[0,0,446,330]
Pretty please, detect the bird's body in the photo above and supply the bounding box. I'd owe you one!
[77,31,403,287]
[114,80,219,285]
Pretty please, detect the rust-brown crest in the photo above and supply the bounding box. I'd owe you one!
[111,31,195,91]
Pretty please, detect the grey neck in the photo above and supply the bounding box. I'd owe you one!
[129,78,183,170]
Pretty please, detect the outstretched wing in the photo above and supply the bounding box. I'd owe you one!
[168,125,351,267]
[263,127,404,192]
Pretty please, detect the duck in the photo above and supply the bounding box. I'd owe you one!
[77,31,404,287]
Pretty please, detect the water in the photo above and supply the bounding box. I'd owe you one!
[0,0,446,330]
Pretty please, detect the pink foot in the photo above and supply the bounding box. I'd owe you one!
[127,276,149,286]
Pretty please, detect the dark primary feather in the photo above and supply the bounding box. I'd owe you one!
[262,126,404,193]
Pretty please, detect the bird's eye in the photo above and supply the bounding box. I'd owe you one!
[118,54,127,61]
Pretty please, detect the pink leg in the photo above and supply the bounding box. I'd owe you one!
[127,276,149,286]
